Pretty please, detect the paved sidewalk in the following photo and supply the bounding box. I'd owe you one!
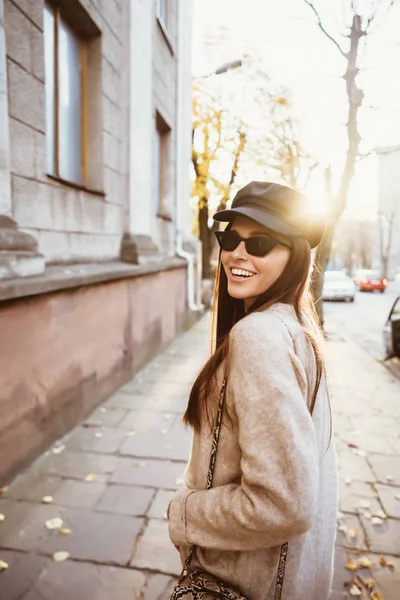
[0,314,399,600]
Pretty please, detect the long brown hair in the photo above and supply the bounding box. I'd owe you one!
[183,231,327,434]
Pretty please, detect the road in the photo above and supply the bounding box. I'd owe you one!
[323,281,400,365]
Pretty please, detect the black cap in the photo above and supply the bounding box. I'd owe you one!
[213,181,326,249]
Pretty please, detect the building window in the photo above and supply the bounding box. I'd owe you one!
[44,3,87,185]
[155,113,171,216]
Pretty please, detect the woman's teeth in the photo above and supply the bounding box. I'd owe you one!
[231,268,256,278]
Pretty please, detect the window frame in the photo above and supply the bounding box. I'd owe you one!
[155,112,172,220]
[156,0,174,54]
[44,1,88,187]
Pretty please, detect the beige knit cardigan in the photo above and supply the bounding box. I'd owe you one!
[168,303,338,600]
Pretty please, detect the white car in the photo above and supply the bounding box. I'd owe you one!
[322,271,356,302]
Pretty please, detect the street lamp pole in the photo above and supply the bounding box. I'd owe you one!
[194,59,243,79]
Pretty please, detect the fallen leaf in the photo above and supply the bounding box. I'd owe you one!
[346,528,357,541]
[0,486,8,494]
[358,556,373,568]
[354,449,367,457]
[0,560,8,572]
[379,556,394,568]
[42,496,53,504]
[346,560,359,572]
[373,510,387,520]
[349,583,362,596]
[59,528,72,535]
[45,517,63,530]
[84,473,96,482]
[0,514,5,522]
[53,551,70,562]
[370,593,384,600]
[348,442,358,449]
[52,445,66,455]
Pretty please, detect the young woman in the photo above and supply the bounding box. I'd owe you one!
[168,181,338,600]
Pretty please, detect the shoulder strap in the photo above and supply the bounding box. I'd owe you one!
[179,379,288,599]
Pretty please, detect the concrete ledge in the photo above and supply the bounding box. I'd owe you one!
[0,258,187,303]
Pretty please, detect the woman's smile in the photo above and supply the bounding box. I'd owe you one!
[229,267,258,282]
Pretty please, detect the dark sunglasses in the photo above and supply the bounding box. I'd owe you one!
[215,230,291,257]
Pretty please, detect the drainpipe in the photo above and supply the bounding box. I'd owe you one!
[175,1,202,312]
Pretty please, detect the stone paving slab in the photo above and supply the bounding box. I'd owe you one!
[368,454,400,486]
[331,547,399,600]
[0,499,143,564]
[119,431,192,462]
[117,410,176,432]
[0,551,48,600]
[147,490,175,520]
[130,519,181,575]
[109,458,186,489]
[143,574,177,600]
[95,484,155,516]
[22,561,145,600]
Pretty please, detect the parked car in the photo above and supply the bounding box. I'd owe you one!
[354,270,388,293]
[322,271,356,302]
[383,296,400,359]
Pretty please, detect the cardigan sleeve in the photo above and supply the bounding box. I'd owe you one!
[168,312,320,551]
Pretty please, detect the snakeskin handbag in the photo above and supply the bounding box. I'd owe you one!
[170,379,288,600]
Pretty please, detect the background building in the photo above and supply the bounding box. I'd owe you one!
[377,146,400,279]
[0,0,197,483]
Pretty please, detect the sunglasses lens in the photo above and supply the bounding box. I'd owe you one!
[246,237,276,256]
[217,231,240,251]
[216,232,281,256]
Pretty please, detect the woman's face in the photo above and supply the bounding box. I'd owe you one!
[220,215,291,309]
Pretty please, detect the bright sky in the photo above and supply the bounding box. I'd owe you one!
[192,0,400,220]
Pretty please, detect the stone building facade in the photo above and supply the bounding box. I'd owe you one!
[0,0,198,483]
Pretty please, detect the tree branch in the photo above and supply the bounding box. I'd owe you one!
[365,0,396,33]
[303,0,348,58]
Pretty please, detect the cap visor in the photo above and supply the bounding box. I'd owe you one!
[213,206,302,238]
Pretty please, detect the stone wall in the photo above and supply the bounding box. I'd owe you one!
[4,0,124,262]
[0,264,188,484]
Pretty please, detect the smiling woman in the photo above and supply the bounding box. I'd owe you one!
[168,181,338,600]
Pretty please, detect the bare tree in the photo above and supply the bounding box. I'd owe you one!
[379,206,398,279]
[303,0,396,326]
